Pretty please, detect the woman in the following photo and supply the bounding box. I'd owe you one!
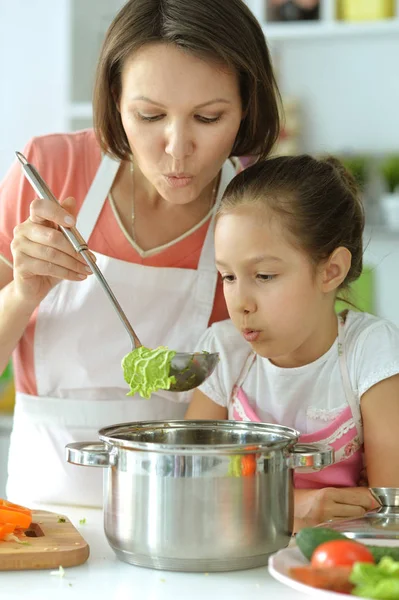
[0,0,280,506]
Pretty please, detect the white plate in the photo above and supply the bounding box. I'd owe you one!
[269,536,399,598]
[268,540,398,600]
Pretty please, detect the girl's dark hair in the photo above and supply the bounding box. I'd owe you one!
[219,154,365,290]
[93,0,280,161]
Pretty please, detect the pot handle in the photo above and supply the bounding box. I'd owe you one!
[65,442,116,468]
[287,443,334,472]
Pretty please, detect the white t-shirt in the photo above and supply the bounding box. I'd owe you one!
[196,311,399,435]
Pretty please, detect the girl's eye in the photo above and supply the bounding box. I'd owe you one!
[138,114,164,122]
[195,115,222,124]
[257,274,275,282]
[221,274,235,283]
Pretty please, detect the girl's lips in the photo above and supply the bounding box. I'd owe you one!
[242,329,260,342]
[163,175,193,188]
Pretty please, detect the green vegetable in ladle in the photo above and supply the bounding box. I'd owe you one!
[122,345,219,398]
[122,346,176,399]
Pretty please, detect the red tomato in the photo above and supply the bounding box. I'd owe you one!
[311,540,375,568]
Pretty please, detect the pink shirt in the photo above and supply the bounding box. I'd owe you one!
[0,129,229,396]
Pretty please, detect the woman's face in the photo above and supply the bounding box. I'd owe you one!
[119,42,243,204]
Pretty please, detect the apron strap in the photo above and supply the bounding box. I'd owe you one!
[76,154,121,241]
[229,352,257,419]
[194,159,237,329]
[197,159,237,273]
[337,312,363,443]
[236,351,257,389]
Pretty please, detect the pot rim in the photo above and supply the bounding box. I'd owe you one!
[98,419,300,455]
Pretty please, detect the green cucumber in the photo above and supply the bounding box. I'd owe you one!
[296,527,399,564]
[367,545,399,563]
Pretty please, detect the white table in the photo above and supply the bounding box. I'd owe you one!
[0,504,312,599]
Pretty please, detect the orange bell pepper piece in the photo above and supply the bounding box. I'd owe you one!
[0,523,16,540]
[0,499,32,530]
[0,500,32,517]
[0,508,32,529]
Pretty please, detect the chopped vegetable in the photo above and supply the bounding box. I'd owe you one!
[4,533,31,545]
[57,517,66,523]
[50,566,65,578]
[0,500,32,517]
[290,565,353,594]
[311,539,374,569]
[79,518,86,525]
[291,559,399,597]
[0,498,32,539]
[0,524,17,539]
[122,346,176,399]
[0,508,32,529]
[350,557,399,599]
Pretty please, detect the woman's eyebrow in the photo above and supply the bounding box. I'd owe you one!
[131,95,231,109]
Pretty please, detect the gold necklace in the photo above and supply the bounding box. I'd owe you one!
[129,162,219,243]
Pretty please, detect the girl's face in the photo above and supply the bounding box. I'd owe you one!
[215,204,336,368]
[119,42,243,204]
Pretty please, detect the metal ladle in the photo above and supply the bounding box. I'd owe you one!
[15,152,219,393]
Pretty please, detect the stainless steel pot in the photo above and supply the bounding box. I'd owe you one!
[66,420,333,572]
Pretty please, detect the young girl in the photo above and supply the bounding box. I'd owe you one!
[186,155,399,530]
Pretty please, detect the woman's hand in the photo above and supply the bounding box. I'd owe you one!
[10,196,93,307]
[294,486,379,532]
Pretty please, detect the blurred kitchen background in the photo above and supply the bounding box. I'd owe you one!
[0,0,399,495]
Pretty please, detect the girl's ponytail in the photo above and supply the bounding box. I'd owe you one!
[323,156,360,200]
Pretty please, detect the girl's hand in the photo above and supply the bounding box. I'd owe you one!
[294,486,379,532]
[10,196,93,307]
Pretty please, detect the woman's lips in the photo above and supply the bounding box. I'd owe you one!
[242,329,260,342]
[163,175,193,188]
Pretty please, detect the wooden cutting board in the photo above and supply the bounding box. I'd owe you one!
[0,510,90,570]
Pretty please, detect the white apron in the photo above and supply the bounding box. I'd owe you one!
[7,156,236,507]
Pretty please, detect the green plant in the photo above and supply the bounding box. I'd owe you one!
[339,155,368,190]
[381,155,399,194]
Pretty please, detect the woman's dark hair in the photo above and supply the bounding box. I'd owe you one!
[93,0,280,161]
[218,155,365,290]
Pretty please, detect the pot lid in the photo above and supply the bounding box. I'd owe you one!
[98,419,300,454]
[320,488,399,541]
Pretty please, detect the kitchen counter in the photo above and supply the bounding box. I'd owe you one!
[1,503,312,599]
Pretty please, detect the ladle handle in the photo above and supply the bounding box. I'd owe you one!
[15,152,141,349]
[79,249,141,348]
